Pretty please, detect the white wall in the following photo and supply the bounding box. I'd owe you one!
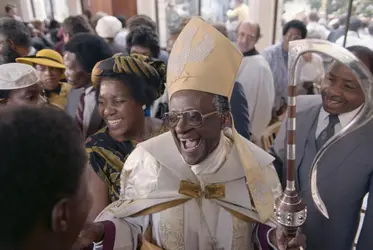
[249,0,284,52]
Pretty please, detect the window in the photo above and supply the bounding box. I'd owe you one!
[29,0,69,22]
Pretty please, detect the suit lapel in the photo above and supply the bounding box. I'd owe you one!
[86,104,103,137]
[296,104,321,172]
[316,125,366,182]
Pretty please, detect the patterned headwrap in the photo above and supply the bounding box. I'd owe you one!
[91,53,166,98]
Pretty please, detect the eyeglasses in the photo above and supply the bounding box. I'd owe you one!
[163,110,218,128]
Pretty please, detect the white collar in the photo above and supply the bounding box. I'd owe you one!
[319,104,362,128]
[85,85,94,93]
[27,47,36,56]
[189,132,232,176]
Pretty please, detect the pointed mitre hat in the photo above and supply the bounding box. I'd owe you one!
[166,17,242,100]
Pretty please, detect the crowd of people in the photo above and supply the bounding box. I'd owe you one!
[0,1,372,250]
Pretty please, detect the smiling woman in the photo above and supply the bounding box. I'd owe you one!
[85,53,168,221]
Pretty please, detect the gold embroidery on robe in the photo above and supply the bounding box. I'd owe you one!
[231,216,252,250]
[160,205,184,250]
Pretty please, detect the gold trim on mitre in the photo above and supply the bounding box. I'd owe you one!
[166,17,242,100]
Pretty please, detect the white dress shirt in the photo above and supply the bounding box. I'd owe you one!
[315,105,361,138]
[336,31,364,48]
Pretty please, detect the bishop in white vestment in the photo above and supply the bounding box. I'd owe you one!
[85,17,305,250]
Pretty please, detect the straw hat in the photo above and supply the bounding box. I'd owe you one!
[16,49,66,70]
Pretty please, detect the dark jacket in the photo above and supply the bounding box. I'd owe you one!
[231,81,251,140]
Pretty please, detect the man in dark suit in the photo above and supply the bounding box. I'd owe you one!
[64,33,112,138]
[273,46,373,250]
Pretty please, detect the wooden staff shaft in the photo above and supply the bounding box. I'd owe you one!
[287,85,297,182]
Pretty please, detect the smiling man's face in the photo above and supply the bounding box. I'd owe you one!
[169,90,223,165]
[321,60,364,115]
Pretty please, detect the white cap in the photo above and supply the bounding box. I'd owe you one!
[0,63,39,90]
[95,16,122,39]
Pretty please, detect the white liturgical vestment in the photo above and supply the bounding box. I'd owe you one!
[94,129,282,250]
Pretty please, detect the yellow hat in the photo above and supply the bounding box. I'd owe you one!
[16,49,66,70]
[167,17,242,100]
[168,17,275,223]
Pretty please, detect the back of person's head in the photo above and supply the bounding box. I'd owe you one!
[0,17,30,48]
[283,19,307,39]
[339,15,348,26]
[49,19,60,30]
[329,18,340,30]
[64,33,112,73]
[0,107,90,249]
[126,25,160,58]
[347,46,373,75]
[349,17,362,32]
[62,15,93,40]
[127,15,157,31]
[116,15,126,28]
[5,3,15,14]
[308,11,319,22]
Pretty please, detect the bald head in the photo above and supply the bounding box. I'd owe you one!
[236,20,261,53]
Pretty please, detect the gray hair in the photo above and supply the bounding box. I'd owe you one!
[213,94,230,116]
[0,18,30,48]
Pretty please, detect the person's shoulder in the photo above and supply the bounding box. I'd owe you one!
[85,127,109,148]
[296,95,322,113]
[122,142,161,177]
[261,44,280,61]
[139,130,173,149]
[233,80,244,92]
[158,50,169,64]
[60,82,72,92]
[239,55,272,76]
[262,44,280,53]
[251,55,272,68]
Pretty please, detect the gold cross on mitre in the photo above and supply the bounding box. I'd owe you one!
[167,17,275,223]
[167,17,242,101]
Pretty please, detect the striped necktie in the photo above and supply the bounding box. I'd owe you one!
[316,114,339,151]
[75,91,86,132]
